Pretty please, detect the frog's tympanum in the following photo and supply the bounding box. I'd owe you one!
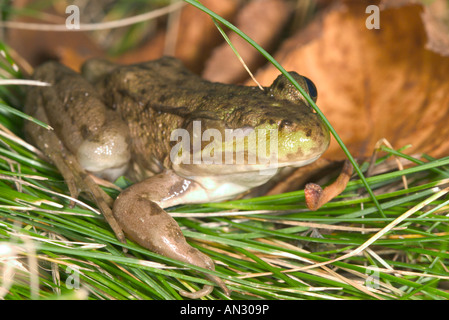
[25,57,330,298]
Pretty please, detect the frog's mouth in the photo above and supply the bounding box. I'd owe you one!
[173,152,323,177]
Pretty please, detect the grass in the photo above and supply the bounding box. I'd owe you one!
[0,1,449,300]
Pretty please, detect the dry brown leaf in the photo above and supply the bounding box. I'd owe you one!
[202,0,291,83]
[420,0,449,56]
[119,0,241,73]
[254,0,449,161]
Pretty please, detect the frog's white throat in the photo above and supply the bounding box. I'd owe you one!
[173,154,321,202]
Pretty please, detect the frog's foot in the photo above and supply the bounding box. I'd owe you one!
[112,187,231,298]
[179,270,231,298]
[179,285,214,299]
[305,160,353,211]
[53,151,126,245]
[24,117,126,246]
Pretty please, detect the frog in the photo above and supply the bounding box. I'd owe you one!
[24,56,330,298]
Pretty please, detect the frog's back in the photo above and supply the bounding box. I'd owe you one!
[88,57,216,179]
[96,56,265,115]
[88,57,269,179]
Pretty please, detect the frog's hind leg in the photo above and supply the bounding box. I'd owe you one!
[24,86,126,245]
[24,114,126,245]
[112,171,231,298]
[113,195,230,298]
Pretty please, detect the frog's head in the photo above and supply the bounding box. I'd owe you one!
[253,71,330,168]
[171,72,329,177]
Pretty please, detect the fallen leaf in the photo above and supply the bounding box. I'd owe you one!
[254,0,449,161]
[417,0,449,56]
[202,0,291,83]
[119,0,241,73]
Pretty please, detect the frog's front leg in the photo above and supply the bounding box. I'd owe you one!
[112,170,230,298]
[24,62,131,246]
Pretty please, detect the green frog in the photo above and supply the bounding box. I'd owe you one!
[24,57,330,298]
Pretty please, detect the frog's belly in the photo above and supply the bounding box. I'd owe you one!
[187,169,279,202]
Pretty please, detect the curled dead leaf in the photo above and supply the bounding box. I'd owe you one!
[254,0,449,161]
[118,0,240,73]
[202,0,291,84]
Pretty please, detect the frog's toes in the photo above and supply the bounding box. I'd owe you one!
[179,285,214,299]
[112,189,230,298]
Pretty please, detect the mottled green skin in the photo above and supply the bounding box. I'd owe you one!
[83,57,329,179]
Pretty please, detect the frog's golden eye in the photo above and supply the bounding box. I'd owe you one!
[304,76,318,102]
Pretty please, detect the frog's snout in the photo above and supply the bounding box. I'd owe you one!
[275,113,330,165]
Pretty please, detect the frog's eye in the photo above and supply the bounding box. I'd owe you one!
[304,76,317,102]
